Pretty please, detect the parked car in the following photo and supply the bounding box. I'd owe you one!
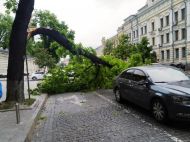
[31,72,45,80]
[113,65,190,122]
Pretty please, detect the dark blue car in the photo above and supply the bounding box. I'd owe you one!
[113,66,190,122]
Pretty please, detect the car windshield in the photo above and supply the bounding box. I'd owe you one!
[146,67,190,83]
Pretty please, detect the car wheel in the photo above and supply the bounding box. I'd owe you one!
[152,99,167,122]
[32,77,37,81]
[114,88,123,103]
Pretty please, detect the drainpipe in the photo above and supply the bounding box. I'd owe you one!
[135,15,139,43]
[171,0,175,63]
[184,0,188,69]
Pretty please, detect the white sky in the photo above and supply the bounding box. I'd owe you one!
[0,0,147,48]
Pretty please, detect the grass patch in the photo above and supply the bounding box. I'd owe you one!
[29,88,40,96]
[0,98,36,110]
[0,102,15,110]
[23,98,36,106]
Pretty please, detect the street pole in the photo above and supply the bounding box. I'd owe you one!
[25,54,31,100]
[15,103,20,124]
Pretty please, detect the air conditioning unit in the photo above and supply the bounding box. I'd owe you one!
[158,28,162,31]
[158,44,163,47]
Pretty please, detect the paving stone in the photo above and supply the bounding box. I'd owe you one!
[31,91,190,142]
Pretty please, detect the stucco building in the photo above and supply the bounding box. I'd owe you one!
[0,49,38,75]
[102,0,190,68]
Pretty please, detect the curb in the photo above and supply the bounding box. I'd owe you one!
[24,94,48,142]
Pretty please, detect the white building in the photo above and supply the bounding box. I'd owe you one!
[106,0,190,68]
[0,49,38,75]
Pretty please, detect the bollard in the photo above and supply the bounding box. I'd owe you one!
[15,103,20,124]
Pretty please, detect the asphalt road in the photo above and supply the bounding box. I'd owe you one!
[0,79,38,102]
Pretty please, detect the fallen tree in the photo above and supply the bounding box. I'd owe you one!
[29,28,112,68]
[6,0,111,102]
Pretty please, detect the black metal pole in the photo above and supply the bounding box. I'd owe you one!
[25,54,31,100]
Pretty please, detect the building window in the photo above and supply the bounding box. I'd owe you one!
[152,22,155,31]
[181,8,186,21]
[133,31,135,38]
[136,30,138,38]
[144,26,147,34]
[175,30,179,41]
[174,11,178,23]
[161,51,164,60]
[152,37,155,46]
[175,48,179,59]
[141,27,143,35]
[166,15,169,26]
[182,47,186,58]
[166,33,170,43]
[161,35,164,44]
[160,18,164,28]
[182,28,186,40]
[166,50,170,60]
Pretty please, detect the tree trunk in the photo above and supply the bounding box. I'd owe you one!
[30,28,112,68]
[6,0,34,102]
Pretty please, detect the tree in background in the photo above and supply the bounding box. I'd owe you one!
[104,34,156,64]
[4,0,18,14]
[112,34,133,60]
[0,14,13,49]
[103,39,113,55]
[33,48,56,70]
[31,10,75,62]
[136,37,152,63]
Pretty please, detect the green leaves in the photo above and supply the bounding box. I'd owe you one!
[28,10,75,62]
[33,48,56,69]
[103,34,155,65]
[39,54,129,94]
[4,0,18,14]
[0,14,13,49]
[103,39,114,55]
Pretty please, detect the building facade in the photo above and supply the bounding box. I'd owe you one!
[0,49,38,75]
[104,0,190,67]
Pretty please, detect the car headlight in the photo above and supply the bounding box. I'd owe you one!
[172,96,190,105]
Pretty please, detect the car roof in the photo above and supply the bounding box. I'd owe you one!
[128,65,176,72]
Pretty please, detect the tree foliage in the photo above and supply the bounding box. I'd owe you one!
[136,37,152,63]
[112,34,132,60]
[0,14,13,49]
[33,48,56,69]
[39,55,128,94]
[103,34,156,64]
[30,10,75,62]
[103,39,113,55]
[4,0,18,13]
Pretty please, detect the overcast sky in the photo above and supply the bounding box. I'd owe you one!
[0,0,147,48]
